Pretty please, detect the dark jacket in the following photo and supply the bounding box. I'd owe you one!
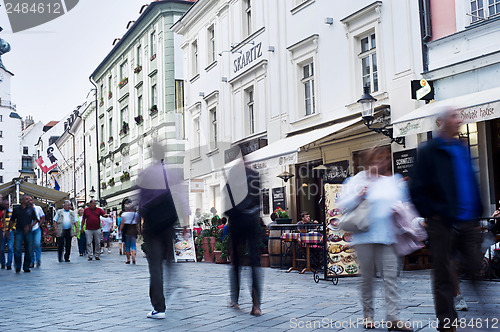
[409,138,483,225]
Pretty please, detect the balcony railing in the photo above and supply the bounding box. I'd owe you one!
[0,100,16,110]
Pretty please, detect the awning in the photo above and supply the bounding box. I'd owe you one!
[393,86,500,137]
[0,179,69,206]
[245,118,359,167]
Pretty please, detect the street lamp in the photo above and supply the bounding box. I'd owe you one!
[89,186,96,199]
[358,86,405,147]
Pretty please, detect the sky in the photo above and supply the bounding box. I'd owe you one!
[0,0,151,124]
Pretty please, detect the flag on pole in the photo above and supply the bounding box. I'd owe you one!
[36,143,64,173]
[52,175,61,191]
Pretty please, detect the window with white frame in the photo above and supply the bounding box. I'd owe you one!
[243,0,252,37]
[0,130,2,137]
[100,84,104,99]
[120,61,128,80]
[193,117,201,157]
[207,24,215,64]
[470,0,500,22]
[209,107,217,150]
[301,61,316,116]
[359,32,378,93]
[0,162,3,169]
[121,107,129,125]
[108,76,112,94]
[136,45,142,67]
[150,31,156,57]
[151,84,157,107]
[192,40,199,76]
[100,124,105,142]
[137,95,143,116]
[0,115,2,122]
[245,86,255,135]
[109,116,113,137]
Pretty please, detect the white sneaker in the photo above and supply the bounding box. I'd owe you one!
[147,310,166,319]
[108,249,111,254]
[454,295,468,311]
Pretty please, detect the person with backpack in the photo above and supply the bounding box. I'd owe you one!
[119,202,140,264]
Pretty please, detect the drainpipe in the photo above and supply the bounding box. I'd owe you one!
[419,0,432,72]
[89,77,101,202]
[68,130,77,205]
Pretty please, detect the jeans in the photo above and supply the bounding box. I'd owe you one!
[78,232,86,255]
[14,230,33,271]
[31,227,42,265]
[0,230,14,267]
[57,229,72,261]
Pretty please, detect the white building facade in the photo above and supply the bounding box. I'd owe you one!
[173,0,425,223]
[90,0,194,210]
[20,120,44,182]
[82,91,98,203]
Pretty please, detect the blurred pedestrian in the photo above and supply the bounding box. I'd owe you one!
[222,152,262,316]
[75,208,86,256]
[338,146,412,331]
[100,210,114,254]
[119,202,140,264]
[53,200,77,263]
[11,194,38,273]
[410,106,483,332]
[82,200,108,261]
[29,197,45,268]
[1,199,14,270]
[137,142,190,319]
[117,211,124,255]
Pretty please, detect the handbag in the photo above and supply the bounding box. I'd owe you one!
[339,199,370,233]
[392,201,427,256]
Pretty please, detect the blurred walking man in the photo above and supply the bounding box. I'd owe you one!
[410,107,482,332]
[138,142,189,319]
[11,194,38,273]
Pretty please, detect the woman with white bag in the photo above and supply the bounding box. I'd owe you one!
[338,146,413,331]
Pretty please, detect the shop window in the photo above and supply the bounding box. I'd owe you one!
[359,32,378,93]
[459,123,480,174]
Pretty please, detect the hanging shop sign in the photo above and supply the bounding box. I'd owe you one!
[190,179,204,193]
[393,149,417,178]
[323,160,349,184]
[272,187,286,212]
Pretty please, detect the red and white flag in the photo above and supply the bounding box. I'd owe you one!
[36,143,64,173]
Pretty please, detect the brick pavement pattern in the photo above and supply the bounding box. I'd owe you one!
[0,241,498,331]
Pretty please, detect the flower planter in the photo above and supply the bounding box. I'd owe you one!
[276,218,292,224]
[260,254,270,267]
[202,236,216,263]
[119,78,128,89]
[214,250,227,264]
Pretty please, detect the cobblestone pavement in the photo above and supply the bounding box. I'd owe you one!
[0,241,499,332]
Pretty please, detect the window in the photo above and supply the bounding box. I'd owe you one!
[470,0,500,22]
[109,117,113,137]
[23,146,28,155]
[151,84,157,106]
[0,145,3,152]
[243,0,252,37]
[0,130,3,137]
[301,62,316,116]
[262,189,270,215]
[245,86,255,134]
[138,95,143,116]
[22,157,32,170]
[121,107,129,125]
[100,124,105,142]
[0,162,3,169]
[136,45,142,66]
[193,117,201,157]
[207,24,215,64]
[0,115,2,122]
[359,33,378,93]
[150,31,156,57]
[0,176,3,184]
[108,76,112,93]
[100,84,104,99]
[192,40,199,76]
[120,61,128,80]
[209,107,217,150]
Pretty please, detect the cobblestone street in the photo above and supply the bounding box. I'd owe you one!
[0,242,498,331]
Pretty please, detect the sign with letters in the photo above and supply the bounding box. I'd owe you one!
[393,149,417,177]
[272,187,286,212]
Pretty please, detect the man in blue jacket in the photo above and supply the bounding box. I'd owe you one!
[410,107,482,332]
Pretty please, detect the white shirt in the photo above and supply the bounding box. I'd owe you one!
[101,216,113,232]
[54,210,72,230]
[32,205,45,231]
[121,212,139,225]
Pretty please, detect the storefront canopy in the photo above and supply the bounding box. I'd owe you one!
[245,118,359,167]
[0,179,69,206]
[393,86,500,137]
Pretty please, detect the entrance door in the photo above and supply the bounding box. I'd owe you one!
[295,161,322,222]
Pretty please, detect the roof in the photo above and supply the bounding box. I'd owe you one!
[0,179,69,207]
[44,121,59,127]
[9,112,22,119]
[90,0,197,80]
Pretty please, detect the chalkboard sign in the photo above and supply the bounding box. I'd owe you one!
[323,160,349,184]
[272,187,286,212]
[393,149,417,177]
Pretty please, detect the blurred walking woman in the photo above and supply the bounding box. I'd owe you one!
[338,147,412,331]
[119,202,140,264]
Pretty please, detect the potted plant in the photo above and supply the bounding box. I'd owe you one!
[119,121,129,135]
[149,105,158,115]
[108,91,113,99]
[274,207,292,224]
[120,171,130,182]
[134,65,142,74]
[108,136,113,143]
[195,215,220,263]
[134,115,143,124]
[108,178,115,186]
[214,241,225,264]
[99,97,104,107]
[99,141,105,149]
[118,77,128,89]
[150,53,156,61]
[101,182,107,189]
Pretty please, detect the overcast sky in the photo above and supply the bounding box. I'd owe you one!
[0,0,150,124]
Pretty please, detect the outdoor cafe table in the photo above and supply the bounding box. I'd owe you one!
[281,231,323,274]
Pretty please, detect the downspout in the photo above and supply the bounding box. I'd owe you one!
[89,77,101,202]
[419,0,432,72]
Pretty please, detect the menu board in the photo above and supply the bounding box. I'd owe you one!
[173,228,196,262]
[324,183,360,277]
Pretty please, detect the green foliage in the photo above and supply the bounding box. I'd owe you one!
[273,207,289,219]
